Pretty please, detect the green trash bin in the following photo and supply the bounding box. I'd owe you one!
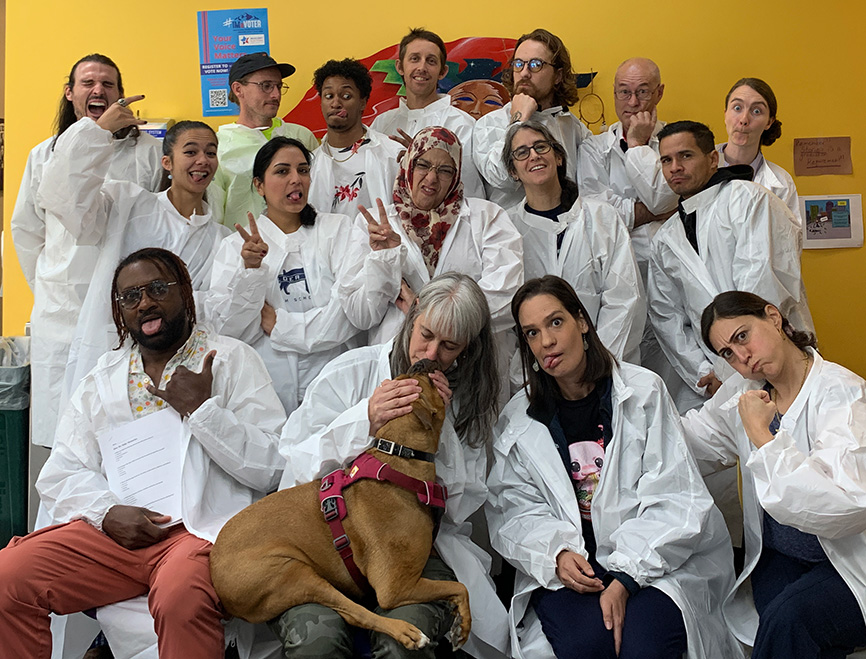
[0,337,30,546]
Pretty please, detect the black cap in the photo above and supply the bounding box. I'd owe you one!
[229,52,296,84]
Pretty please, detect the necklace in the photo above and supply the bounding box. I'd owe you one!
[322,131,368,163]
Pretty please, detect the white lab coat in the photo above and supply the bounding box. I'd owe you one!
[487,364,742,659]
[308,126,402,214]
[681,349,866,646]
[357,197,523,344]
[577,121,678,275]
[209,119,319,228]
[507,198,645,363]
[648,179,814,399]
[36,326,287,659]
[206,212,401,413]
[472,103,592,209]
[278,342,511,659]
[371,95,485,198]
[11,130,162,448]
[716,143,802,228]
[37,118,229,427]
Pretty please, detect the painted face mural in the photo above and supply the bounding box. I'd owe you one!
[448,79,510,118]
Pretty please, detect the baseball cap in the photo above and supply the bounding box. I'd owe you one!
[229,52,296,84]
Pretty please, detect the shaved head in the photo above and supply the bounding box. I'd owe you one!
[615,57,661,86]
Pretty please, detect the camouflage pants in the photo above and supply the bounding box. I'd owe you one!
[268,556,457,658]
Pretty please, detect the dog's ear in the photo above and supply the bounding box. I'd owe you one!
[412,391,435,430]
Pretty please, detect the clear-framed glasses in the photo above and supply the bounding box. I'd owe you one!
[115,280,178,310]
[414,158,457,181]
[614,87,658,101]
[511,140,553,161]
[511,58,553,74]
[241,80,290,95]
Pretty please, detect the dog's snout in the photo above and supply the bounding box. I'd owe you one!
[407,358,442,376]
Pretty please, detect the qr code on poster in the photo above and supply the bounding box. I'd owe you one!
[209,89,228,108]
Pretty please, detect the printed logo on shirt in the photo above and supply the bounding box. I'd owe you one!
[569,433,605,521]
[278,267,312,307]
[332,172,365,211]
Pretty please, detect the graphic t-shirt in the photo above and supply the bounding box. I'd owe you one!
[277,232,313,313]
[329,138,371,216]
[558,390,606,522]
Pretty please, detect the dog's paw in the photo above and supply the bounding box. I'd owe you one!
[388,620,429,650]
[449,613,466,650]
[416,632,430,649]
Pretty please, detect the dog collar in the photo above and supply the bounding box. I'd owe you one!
[373,438,436,463]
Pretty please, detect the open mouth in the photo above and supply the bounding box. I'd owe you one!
[189,171,211,183]
[87,99,108,117]
[140,316,164,336]
[543,354,561,369]
[287,191,303,202]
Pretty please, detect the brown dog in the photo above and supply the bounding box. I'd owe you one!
[209,360,471,651]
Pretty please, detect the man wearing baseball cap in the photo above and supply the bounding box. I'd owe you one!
[210,52,319,228]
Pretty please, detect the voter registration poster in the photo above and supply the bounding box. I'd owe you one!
[197,8,271,117]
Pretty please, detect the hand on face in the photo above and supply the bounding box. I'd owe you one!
[96,95,147,135]
[368,378,422,436]
[102,504,171,549]
[510,93,538,123]
[625,107,657,148]
[236,213,269,268]
[146,350,216,417]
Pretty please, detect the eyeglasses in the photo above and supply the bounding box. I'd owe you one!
[115,280,178,310]
[614,87,658,101]
[511,140,553,161]
[511,58,553,74]
[241,80,290,95]
[414,158,457,181]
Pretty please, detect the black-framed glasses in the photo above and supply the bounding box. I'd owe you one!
[511,140,553,161]
[115,280,178,310]
[511,58,553,74]
[614,87,658,101]
[414,158,457,181]
[241,80,290,95]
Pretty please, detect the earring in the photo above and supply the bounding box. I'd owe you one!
[532,360,540,372]
[167,173,172,180]
[583,334,589,350]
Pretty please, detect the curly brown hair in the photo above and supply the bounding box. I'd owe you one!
[501,29,580,109]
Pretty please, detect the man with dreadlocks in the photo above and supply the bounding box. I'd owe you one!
[0,248,287,659]
[10,54,164,449]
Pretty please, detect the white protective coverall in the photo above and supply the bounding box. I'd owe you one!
[356,197,523,345]
[371,96,485,198]
[36,327,287,659]
[37,118,229,428]
[307,126,402,215]
[472,103,592,209]
[486,364,742,659]
[647,179,814,402]
[11,129,163,448]
[577,120,678,276]
[208,118,319,228]
[716,143,802,227]
[278,342,511,659]
[681,349,866,647]
[507,198,645,363]
[206,212,401,413]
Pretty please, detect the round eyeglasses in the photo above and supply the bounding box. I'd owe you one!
[414,158,457,181]
[115,280,178,310]
[511,58,553,74]
[241,80,290,95]
[511,141,553,161]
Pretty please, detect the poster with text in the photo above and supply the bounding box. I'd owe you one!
[197,9,269,117]
[802,194,863,249]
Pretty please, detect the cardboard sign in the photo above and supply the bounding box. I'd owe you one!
[793,137,852,176]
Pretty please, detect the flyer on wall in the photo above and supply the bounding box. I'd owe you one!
[802,194,863,249]
[197,8,270,117]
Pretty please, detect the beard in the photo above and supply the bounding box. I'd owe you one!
[128,309,190,352]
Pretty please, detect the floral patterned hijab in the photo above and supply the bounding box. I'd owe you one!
[393,126,464,276]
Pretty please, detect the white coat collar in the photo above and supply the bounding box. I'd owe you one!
[155,189,212,228]
[514,198,582,235]
[681,178,724,215]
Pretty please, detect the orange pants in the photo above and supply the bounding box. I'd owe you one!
[0,520,224,659]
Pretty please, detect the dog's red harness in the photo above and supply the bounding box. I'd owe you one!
[319,452,447,588]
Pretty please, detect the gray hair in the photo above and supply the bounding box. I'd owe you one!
[502,120,579,209]
[390,272,500,447]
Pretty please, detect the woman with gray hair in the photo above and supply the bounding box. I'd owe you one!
[274,272,509,659]
[503,120,645,364]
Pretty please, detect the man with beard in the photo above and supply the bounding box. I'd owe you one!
[307,58,402,217]
[210,52,318,228]
[472,28,592,208]
[0,248,287,658]
[11,53,164,450]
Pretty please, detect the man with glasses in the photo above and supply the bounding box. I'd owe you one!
[0,247,287,658]
[210,52,318,228]
[473,28,592,208]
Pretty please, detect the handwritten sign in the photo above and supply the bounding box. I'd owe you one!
[793,137,852,176]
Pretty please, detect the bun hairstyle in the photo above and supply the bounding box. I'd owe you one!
[725,77,782,146]
[700,291,817,355]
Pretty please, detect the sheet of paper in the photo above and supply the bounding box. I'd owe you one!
[98,409,184,524]
[793,137,853,176]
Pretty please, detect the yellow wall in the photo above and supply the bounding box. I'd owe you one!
[4,0,865,375]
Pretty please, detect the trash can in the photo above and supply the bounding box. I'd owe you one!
[0,336,30,546]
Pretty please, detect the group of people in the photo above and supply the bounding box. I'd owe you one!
[1,23,864,659]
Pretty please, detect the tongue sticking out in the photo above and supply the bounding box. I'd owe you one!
[543,355,559,369]
[142,318,163,336]
[288,191,303,201]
